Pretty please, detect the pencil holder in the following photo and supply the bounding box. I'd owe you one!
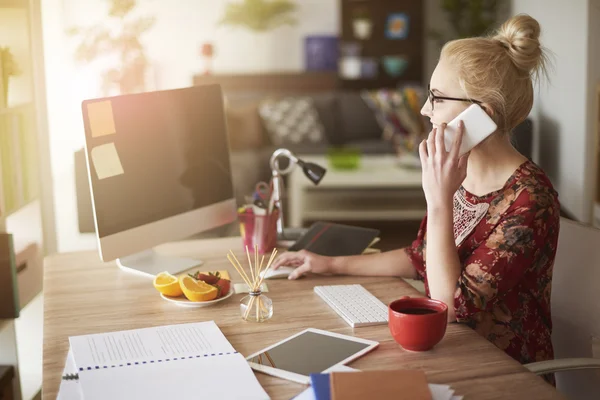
[240,291,273,323]
[238,208,279,255]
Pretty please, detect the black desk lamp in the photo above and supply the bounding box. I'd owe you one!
[269,149,326,239]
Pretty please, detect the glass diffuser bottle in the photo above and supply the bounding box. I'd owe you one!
[240,291,273,323]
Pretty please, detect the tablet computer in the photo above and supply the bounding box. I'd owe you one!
[245,328,379,384]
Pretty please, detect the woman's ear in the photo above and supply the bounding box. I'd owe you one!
[480,103,495,117]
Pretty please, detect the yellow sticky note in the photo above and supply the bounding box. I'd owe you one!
[87,100,116,137]
[91,143,124,180]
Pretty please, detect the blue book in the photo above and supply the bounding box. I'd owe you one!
[310,373,331,400]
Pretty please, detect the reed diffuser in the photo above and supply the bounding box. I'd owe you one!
[227,245,277,322]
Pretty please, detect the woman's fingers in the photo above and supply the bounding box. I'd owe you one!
[418,139,428,167]
[426,127,437,157]
[271,252,302,270]
[450,120,465,159]
[436,123,446,156]
[288,263,310,280]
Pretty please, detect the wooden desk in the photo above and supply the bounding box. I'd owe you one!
[42,237,564,399]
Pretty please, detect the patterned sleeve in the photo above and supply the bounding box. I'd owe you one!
[454,191,558,322]
[404,216,428,281]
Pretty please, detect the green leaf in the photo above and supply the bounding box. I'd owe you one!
[219,0,297,32]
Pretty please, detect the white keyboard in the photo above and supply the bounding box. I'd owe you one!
[314,284,389,328]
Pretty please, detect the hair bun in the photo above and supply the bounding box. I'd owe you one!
[493,14,544,75]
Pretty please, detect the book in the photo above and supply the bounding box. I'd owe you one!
[310,373,331,400]
[293,370,461,400]
[288,222,380,257]
[62,321,269,400]
[330,370,432,400]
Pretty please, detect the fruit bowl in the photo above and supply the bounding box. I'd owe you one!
[160,290,234,307]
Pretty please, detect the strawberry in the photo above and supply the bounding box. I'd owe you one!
[189,271,220,285]
[214,279,231,298]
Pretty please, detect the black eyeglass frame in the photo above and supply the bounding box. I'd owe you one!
[427,84,483,112]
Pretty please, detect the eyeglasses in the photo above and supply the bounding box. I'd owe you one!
[427,84,482,112]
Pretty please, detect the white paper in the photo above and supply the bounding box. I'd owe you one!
[429,383,455,400]
[78,352,268,400]
[57,349,83,400]
[91,143,124,180]
[69,320,233,368]
[66,321,269,400]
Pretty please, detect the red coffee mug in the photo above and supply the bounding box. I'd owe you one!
[388,296,448,351]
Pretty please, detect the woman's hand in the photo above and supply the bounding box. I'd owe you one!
[270,250,333,280]
[419,121,469,210]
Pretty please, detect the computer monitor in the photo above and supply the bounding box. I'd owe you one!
[81,84,237,277]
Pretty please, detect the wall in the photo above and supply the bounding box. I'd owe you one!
[0,8,32,107]
[587,0,600,224]
[511,0,594,222]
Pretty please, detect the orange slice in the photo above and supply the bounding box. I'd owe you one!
[153,272,183,297]
[179,276,218,302]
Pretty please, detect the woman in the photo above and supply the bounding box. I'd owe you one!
[272,14,560,374]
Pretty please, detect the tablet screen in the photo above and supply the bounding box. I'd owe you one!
[247,331,370,376]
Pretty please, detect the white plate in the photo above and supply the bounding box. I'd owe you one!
[160,289,234,307]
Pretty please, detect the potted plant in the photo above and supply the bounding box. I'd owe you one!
[429,0,507,45]
[0,47,21,106]
[219,0,297,72]
[219,0,297,32]
[68,0,155,96]
[352,7,373,40]
[200,43,215,75]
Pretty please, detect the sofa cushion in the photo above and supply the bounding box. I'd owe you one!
[336,91,382,142]
[344,139,395,155]
[309,93,340,145]
[224,99,267,151]
[229,149,273,205]
[259,97,327,147]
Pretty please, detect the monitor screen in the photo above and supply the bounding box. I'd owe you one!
[82,85,234,238]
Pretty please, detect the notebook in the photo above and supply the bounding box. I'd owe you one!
[330,370,432,400]
[310,373,331,400]
[60,321,269,400]
[288,222,380,257]
[293,368,461,400]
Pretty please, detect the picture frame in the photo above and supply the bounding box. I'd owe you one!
[385,13,410,39]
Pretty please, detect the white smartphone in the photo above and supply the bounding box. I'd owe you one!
[443,104,497,156]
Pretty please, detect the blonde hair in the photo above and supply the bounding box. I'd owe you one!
[440,14,549,133]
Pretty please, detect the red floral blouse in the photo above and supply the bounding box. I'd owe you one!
[405,161,560,373]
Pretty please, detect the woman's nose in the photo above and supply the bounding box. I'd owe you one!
[421,101,432,117]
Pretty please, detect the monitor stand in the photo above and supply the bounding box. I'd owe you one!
[116,250,203,278]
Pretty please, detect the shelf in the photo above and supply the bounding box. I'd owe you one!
[0,0,28,8]
[0,102,33,115]
[193,72,338,94]
[15,292,43,400]
[303,209,426,221]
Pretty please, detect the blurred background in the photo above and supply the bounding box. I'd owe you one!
[1,0,600,398]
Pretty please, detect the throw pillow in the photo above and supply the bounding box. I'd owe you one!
[224,99,266,151]
[258,97,327,146]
